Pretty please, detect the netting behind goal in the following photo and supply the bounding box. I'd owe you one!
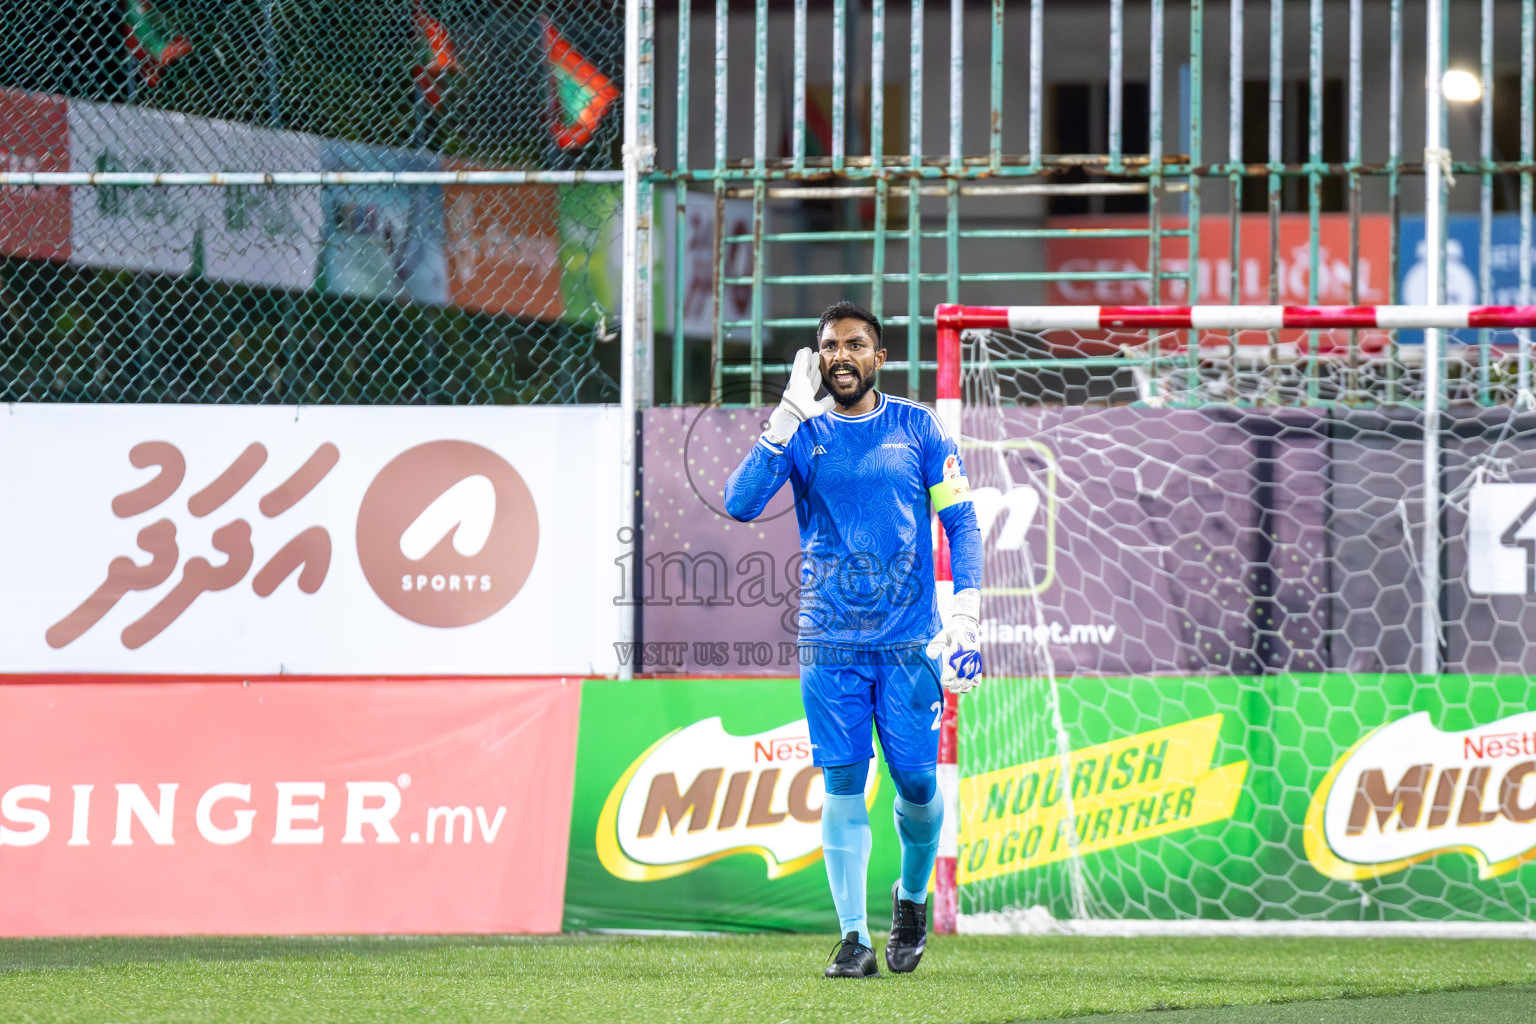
[933,304,1536,936]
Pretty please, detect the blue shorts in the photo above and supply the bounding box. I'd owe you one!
[799,643,944,772]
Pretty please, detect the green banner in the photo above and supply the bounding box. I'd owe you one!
[959,673,1536,922]
[563,678,901,933]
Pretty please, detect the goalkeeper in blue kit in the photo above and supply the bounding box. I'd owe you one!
[725,301,984,978]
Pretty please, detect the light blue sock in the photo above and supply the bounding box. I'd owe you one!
[894,790,944,905]
[821,792,871,948]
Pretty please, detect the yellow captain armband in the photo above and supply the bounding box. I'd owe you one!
[929,476,972,512]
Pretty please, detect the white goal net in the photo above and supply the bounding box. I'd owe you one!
[935,304,1536,936]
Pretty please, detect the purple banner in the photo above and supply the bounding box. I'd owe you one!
[637,404,1536,678]
[636,408,802,675]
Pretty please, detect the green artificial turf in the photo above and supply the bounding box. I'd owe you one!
[1049,984,1536,1023]
[2,934,1534,1024]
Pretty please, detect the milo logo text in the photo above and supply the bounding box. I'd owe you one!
[596,717,877,881]
[1306,711,1536,880]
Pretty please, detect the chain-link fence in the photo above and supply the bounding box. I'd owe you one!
[0,0,625,404]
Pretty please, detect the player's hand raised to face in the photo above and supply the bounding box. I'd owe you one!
[763,348,838,445]
[782,347,837,423]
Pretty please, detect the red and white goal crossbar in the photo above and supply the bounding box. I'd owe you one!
[926,302,1536,935]
[934,303,1536,333]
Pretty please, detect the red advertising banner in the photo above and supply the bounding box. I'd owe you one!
[1045,213,1393,306]
[443,159,563,321]
[1044,213,1392,351]
[0,678,581,935]
[0,88,70,261]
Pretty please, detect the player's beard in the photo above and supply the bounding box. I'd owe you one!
[825,362,877,408]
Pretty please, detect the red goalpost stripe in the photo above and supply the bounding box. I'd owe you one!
[1099,306,1194,329]
[1469,306,1536,328]
[1013,305,1536,331]
[937,305,1536,331]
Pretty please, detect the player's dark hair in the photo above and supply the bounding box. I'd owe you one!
[817,301,882,348]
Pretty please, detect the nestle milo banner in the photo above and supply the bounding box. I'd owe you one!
[960,713,1248,884]
[563,678,901,932]
[959,672,1536,923]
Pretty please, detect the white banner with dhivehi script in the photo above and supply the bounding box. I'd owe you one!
[0,405,624,675]
[68,100,325,291]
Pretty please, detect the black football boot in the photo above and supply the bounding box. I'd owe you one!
[824,931,878,978]
[884,882,928,974]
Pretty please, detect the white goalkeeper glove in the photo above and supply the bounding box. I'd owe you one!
[926,587,984,695]
[764,348,836,444]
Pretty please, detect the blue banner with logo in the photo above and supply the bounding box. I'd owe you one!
[1398,214,1533,346]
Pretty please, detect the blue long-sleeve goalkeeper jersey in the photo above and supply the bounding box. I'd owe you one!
[724,392,983,648]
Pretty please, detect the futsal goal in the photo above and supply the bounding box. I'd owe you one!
[932,303,1536,938]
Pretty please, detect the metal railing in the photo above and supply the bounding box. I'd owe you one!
[643,0,1536,409]
[4,2,1534,415]
[0,0,627,408]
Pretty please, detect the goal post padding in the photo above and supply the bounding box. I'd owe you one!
[931,303,1536,937]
